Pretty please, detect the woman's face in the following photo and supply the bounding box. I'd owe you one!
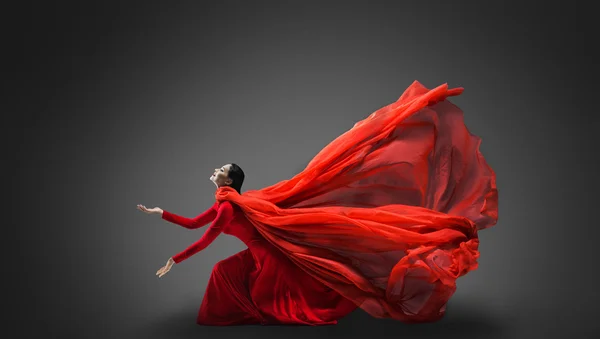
[210,164,233,187]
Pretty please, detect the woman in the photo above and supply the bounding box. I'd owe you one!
[137,81,498,325]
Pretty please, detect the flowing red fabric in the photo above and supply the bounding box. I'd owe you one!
[215,81,498,323]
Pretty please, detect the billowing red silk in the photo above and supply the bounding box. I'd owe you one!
[214,81,498,323]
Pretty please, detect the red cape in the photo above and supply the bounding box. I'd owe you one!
[215,81,498,323]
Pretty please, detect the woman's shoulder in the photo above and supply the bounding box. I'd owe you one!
[215,200,236,211]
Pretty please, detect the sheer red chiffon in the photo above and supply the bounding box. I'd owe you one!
[215,81,498,323]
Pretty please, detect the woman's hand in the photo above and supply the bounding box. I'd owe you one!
[156,258,175,278]
[137,204,163,215]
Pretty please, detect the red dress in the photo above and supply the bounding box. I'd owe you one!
[160,81,498,325]
[162,201,358,325]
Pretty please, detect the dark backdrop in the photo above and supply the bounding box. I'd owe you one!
[8,1,598,338]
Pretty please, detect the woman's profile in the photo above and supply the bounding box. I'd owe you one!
[137,81,499,325]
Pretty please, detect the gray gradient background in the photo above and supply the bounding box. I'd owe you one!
[8,1,598,338]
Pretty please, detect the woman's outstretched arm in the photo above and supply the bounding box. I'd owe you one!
[171,201,234,264]
[161,201,219,229]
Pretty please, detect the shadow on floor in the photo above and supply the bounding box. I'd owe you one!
[140,300,516,339]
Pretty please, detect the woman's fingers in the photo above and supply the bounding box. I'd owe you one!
[155,260,172,277]
[156,262,171,277]
[136,204,153,214]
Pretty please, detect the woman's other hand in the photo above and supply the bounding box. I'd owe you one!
[156,258,175,278]
[137,204,163,215]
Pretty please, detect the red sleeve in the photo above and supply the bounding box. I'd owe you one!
[172,201,233,264]
[161,201,218,229]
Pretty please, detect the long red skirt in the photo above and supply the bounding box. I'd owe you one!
[196,246,358,326]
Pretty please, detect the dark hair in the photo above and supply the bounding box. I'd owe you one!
[226,163,245,194]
